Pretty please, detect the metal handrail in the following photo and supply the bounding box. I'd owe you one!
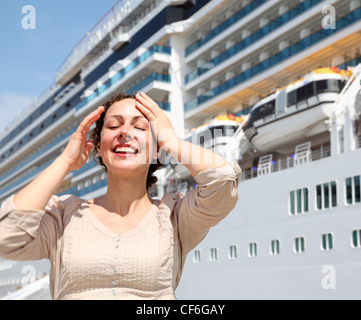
[241,144,332,181]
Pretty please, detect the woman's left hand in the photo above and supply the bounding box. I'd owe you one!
[136,92,227,176]
[135,92,179,150]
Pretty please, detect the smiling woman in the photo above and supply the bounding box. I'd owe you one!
[0,92,242,300]
[90,93,164,189]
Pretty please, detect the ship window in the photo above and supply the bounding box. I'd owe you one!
[229,245,237,260]
[193,250,201,263]
[351,230,361,248]
[248,242,258,258]
[327,79,341,93]
[289,188,309,215]
[316,80,328,93]
[297,86,306,101]
[211,125,239,138]
[321,233,333,251]
[296,82,315,101]
[199,135,205,146]
[294,237,305,253]
[287,90,296,106]
[316,181,337,210]
[305,82,315,98]
[270,239,280,256]
[316,80,343,94]
[252,100,275,122]
[346,176,361,205]
[288,82,318,106]
[210,248,218,262]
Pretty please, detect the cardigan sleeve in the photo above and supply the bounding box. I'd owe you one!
[0,195,66,261]
[175,162,242,256]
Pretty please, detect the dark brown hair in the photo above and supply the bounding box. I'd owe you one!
[90,93,164,189]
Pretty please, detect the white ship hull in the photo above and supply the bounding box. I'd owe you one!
[176,148,361,300]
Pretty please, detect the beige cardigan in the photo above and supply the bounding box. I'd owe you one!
[0,162,241,300]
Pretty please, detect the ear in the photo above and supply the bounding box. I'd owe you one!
[152,144,166,163]
[95,143,102,157]
[152,148,160,160]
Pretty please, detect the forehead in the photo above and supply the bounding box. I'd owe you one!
[105,99,145,120]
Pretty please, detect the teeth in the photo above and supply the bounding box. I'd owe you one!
[114,147,137,154]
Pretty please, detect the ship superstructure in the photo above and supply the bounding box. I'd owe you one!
[1,0,361,299]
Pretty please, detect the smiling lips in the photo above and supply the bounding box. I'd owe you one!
[112,144,139,157]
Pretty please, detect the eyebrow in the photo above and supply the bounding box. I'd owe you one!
[105,115,148,123]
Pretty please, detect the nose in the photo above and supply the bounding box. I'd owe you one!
[119,127,133,141]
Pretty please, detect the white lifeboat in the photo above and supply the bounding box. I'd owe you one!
[243,67,352,153]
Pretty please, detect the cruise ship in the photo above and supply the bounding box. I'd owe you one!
[1,0,361,300]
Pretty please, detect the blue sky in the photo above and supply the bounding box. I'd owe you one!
[0,0,119,133]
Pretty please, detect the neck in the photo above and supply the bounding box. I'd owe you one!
[97,170,152,217]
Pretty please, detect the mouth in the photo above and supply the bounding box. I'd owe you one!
[112,144,139,157]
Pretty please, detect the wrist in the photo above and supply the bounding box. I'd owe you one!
[54,155,74,176]
[159,135,180,154]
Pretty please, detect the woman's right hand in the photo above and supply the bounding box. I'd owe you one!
[59,106,104,172]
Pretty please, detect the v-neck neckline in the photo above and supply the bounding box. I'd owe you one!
[81,199,159,238]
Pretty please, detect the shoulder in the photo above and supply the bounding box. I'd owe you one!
[153,192,185,222]
[44,194,84,218]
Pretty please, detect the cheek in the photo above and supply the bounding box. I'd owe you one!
[145,130,156,150]
[135,131,149,150]
[137,131,157,159]
[148,132,158,159]
[98,130,111,156]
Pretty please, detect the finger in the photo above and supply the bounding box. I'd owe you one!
[135,100,156,121]
[136,93,160,114]
[139,92,155,104]
[135,93,151,108]
[84,141,94,157]
[83,106,104,127]
[77,106,104,134]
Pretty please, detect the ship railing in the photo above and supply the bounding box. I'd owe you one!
[56,0,166,83]
[241,144,331,181]
[0,83,58,140]
[56,0,130,81]
[1,276,49,300]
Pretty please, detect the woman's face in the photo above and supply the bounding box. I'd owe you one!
[98,98,157,175]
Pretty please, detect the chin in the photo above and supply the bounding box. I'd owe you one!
[107,159,150,174]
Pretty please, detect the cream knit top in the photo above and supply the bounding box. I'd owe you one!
[0,162,241,300]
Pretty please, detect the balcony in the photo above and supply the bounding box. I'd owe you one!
[0,128,75,192]
[75,45,171,112]
[185,0,324,84]
[185,0,269,57]
[185,6,361,112]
